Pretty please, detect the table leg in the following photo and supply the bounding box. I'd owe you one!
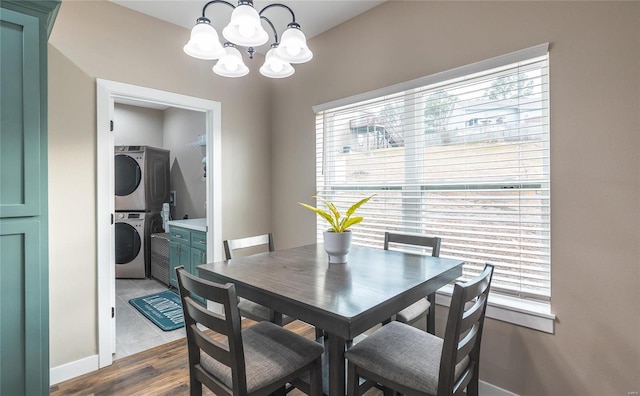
[273,311,283,326]
[327,333,346,396]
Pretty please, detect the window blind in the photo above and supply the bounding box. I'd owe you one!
[314,47,550,301]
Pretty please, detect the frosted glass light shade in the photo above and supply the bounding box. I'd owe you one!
[276,26,313,64]
[222,4,269,47]
[184,21,226,60]
[213,46,250,78]
[260,48,294,78]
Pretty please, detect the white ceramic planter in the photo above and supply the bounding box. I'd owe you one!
[323,230,352,264]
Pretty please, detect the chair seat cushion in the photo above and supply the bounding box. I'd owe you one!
[237,298,295,325]
[201,321,324,393]
[396,297,430,323]
[345,321,468,395]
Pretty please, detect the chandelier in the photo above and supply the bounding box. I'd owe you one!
[184,0,313,78]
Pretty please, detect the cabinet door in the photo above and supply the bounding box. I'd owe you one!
[169,241,190,288]
[190,230,207,277]
[189,247,207,304]
[0,8,40,217]
[190,246,207,276]
[0,218,46,395]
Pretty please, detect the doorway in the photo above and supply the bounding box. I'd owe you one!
[96,79,223,368]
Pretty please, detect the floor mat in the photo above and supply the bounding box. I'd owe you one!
[129,290,184,331]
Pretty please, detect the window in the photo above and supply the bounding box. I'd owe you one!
[313,44,550,304]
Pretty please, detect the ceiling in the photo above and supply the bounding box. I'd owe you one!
[109,0,386,53]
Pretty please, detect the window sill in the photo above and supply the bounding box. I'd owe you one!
[436,285,555,334]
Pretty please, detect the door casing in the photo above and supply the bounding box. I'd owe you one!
[96,79,222,368]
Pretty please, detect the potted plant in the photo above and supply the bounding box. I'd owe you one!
[299,194,375,263]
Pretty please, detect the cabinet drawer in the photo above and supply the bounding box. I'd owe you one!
[170,227,190,243]
[191,231,207,250]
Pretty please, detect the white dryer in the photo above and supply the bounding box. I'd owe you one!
[115,212,162,278]
[115,146,170,212]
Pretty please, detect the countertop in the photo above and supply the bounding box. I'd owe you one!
[167,218,207,232]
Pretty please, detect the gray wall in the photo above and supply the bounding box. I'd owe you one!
[163,107,207,220]
[270,1,640,395]
[113,103,163,148]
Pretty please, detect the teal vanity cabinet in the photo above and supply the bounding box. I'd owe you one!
[167,220,207,288]
[0,1,60,394]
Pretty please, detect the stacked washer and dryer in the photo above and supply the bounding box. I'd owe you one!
[114,146,170,278]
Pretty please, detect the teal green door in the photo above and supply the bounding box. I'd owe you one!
[0,219,44,395]
[1,2,59,394]
[0,8,40,218]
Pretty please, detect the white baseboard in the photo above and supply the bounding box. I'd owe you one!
[50,354,100,386]
[480,380,519,396]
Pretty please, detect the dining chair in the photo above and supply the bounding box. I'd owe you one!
[224,234,324,340]
[223,233,295,325]
[175,266,324,396]
[384,231,442,334]
[345,264,494,396]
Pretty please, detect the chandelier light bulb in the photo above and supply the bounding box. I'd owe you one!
[184,19,225,60]
[213,45,249,77]
[272,61,283,73]
[222,4,269,47]
[239,23,255,38]
[260,47,294,78]
[286,44,301,57]
[276,25,313,64]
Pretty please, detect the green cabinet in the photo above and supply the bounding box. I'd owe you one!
[169,226,206,288]
[0,1,59,394]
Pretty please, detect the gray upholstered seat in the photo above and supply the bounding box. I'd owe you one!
[345,322,469,395]
[236,299,276,323]
[396,297,431,324]
[201,321,324,393]
[176,266,324,396]
[345,264,494,396]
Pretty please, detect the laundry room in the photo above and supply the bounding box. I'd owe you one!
[112,102,207,358]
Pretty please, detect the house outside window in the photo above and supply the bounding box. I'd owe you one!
[313,45,550,305]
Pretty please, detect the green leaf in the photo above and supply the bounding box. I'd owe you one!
[324,200,341,222]
[345,194,375,217]
[299,202,338,231]
[341,216,363,230]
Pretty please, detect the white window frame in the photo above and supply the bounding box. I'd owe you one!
[313,44,555,333]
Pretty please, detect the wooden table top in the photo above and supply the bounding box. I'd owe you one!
[198,243,464,340]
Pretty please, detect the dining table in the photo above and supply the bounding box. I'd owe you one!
[197,243,464,396]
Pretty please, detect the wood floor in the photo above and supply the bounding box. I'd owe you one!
[50,320,367,396]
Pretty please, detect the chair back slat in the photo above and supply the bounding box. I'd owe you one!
[455,324,480,364]
[460,273,492,303]
[224,233,274,260]
[178,268,235,305]
[176,266,248,395]
[438,264,494,396]
[191,324,234,366]
[184,297,229,335]
[384,231,441,257]
[459,296,486,334]
[452,361,475,395]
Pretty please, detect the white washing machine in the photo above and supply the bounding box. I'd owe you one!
[115,212,163,278]
[115,146,170,212]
